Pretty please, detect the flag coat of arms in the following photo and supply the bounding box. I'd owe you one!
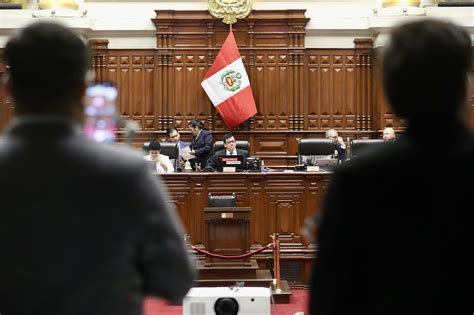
[201,31,257,129]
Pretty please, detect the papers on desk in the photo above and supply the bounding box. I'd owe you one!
[180,146,195,160]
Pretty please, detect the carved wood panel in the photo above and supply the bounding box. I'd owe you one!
[105,50,156,130]
[161,172,329,286]
[306,50,357,130]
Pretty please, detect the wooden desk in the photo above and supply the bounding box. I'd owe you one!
[161,171,333,287]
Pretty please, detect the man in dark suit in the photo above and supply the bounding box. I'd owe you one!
[0,22,195,315]
[188,119,213,169]
[309,20,473,315]
[204,133,249,171]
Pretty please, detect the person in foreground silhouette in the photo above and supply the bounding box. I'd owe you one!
[309,19,473,315]
[0,22,194,315]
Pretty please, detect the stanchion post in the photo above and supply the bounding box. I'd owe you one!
[275,238,281,292]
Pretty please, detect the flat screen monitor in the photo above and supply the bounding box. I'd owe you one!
[217,155,245,172]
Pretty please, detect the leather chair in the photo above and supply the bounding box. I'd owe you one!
[208,193,236,207]
[213,140,250,153]
[143,142,180,171]
[297,138,335,165]
[350,139,384,160]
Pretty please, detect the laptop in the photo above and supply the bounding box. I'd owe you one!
[217,155,245,172]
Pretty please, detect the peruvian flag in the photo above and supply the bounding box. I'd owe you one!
[201,31,257,129]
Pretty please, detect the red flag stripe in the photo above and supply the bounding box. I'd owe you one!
[203,31,241,80]
[215,86,257,129]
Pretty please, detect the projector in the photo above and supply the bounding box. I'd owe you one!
[183,287,270,315]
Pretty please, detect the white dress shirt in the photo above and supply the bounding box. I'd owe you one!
[144,154,174,173]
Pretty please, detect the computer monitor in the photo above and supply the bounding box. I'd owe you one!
[217,155,245,172]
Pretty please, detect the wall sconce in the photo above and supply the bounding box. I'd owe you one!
[403,7,408,14]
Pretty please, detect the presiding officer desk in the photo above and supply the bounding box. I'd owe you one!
[160,170,333,287]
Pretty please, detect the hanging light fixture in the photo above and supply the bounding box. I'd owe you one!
[37,0,80,10]
[382,0,421,7]
[33,0,83,17]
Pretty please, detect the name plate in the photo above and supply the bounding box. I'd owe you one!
[307,165,320,172]
[221,212,234,218]
[223,166,236,173]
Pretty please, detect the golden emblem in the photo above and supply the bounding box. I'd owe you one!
[208,0,252,25]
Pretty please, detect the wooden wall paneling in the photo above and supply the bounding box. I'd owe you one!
[88,39,109,83]
[344,53,357,130]
[119,55,131,124]
[0,54,14,132]
[332,54,345,130]
[151,9,309,132]
[354,38,373,131]
[248,176,267,245]
[266,175,305,236]
[254,50,292,130]
[156,51,168,130]
[306,52,320,130]
[177,175,207,245]
[373,47,405,133]
[468,70,474,129]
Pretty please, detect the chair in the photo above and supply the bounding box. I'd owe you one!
[350,139,384,160]
[208,193,237,207]
[297,138,335,165]
[143,141,151,153]
[213,140,250,153]
[143,142,180,171]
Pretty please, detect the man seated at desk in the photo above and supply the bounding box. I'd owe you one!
[144,140,174,173]
[167,127,190,170]
[203,133,249,172]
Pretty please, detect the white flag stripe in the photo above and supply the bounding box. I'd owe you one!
[200,58,250,107]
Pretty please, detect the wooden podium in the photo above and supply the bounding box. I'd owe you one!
[197,207,264,280]
[194,206,292,303]
[204,207,251,266]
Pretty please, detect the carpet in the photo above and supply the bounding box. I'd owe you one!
[143,288,309,315]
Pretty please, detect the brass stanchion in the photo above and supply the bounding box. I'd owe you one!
[271,233,282,293]
[275,238,281,292]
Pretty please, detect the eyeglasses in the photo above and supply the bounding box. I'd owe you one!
[225,140,236,144]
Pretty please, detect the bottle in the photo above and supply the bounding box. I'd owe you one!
[184,159,192,172]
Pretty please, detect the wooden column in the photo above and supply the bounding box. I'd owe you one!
[88,39,109,82]
[354,38,373,131]
[0,58,14,131]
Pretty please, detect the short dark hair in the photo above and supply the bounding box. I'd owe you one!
[223,133,234,143]
[148,141,161,151]
[188,120,205,130]
[4,22,90,113]
[382,19,471,120]
[167,128,179,136]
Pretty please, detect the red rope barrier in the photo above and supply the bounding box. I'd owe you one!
[191,243,272,259]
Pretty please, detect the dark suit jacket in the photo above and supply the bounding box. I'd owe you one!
[189,129,213,167]
[204,149,249,171]
[310,120,474,315]
[0,117,195,315]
